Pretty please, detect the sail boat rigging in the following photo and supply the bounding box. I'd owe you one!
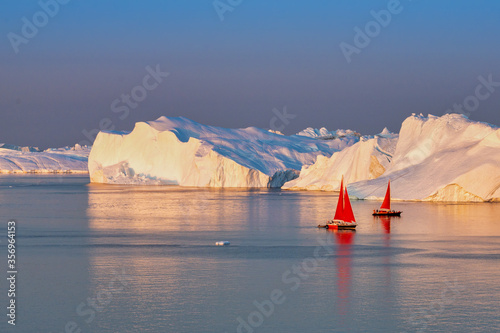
[372,180,402,216]
[318,176,357,230]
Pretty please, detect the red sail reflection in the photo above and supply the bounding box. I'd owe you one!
[379,215,391,234]
[375,215,394,290]
[329,229,355,318]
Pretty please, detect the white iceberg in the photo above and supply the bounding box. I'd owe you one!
[285,113,500,202]
[348,113,500,202]
[88,116,359,187]
[0,144,90,173]
[296,127,360,140]
[282,130,398,191]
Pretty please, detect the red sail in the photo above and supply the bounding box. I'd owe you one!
[380,180,391,211]
[343,188,356,223]
[333,177,344,220]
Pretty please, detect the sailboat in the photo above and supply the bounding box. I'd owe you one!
[372,180,402,216]
[318,177,357,230]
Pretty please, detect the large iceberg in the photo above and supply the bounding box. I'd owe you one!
[35,112,499,202]
[285,113,500,202]
[348,114,500,202]
[0,144,90,173]
[88,116,359,187]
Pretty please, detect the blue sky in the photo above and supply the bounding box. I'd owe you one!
[1,0,500,147]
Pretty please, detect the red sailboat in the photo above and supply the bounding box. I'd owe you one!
[372,180,402,216]
[318,177,357,230]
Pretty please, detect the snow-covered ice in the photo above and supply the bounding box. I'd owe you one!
[0,144,90,173]
[88,114,500,201]
[296,127,360,140]
[283,129,398,191]
[88,116,359,187]
[6,113,498,202]
[348,114,500,202]
[287,113,500,202]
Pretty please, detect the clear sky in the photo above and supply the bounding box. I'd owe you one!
[1,0,499,148]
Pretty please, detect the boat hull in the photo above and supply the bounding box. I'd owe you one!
[372,211,401,216]
[318,220,357,229]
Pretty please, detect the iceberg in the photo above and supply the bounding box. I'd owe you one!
[349,114,500,202]
[286,113,500,202]
[0,144,90,173]
[88,116,359,187]
[296,127,360,140]
[6,112,492,202]
[282,130,398,191]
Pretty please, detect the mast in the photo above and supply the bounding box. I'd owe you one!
[333,176,344,220]
[380,180,391,211]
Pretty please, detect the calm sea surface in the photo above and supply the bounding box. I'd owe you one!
[0,175,499,333]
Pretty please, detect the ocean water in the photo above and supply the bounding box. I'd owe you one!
[0,175,499,333]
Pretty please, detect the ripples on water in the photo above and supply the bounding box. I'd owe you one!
[0,175,499,332]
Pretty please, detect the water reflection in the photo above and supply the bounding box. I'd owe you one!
[378,215,391,234]
[81,184,500,332]
[375,215,394,297]
[3,175,500,332]
[86,185,310,234]
[330,229,355,320]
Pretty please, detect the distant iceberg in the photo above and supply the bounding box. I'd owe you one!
[88,116,358,187]
[296,127,360,140]
[0,144,90,173]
